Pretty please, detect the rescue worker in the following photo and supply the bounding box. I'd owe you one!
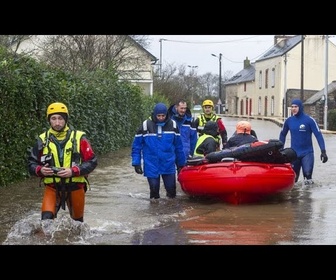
[167,99,198,162]
[193,99,228,148]
[231,127,258,139]
[279,98,328,185]
[225,120,258,149]
[28,102,97,222]
[193,121,220,157]
[131,102,185,200]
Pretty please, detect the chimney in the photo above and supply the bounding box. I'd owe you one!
[274,35,295,45]
[244,57,250,69]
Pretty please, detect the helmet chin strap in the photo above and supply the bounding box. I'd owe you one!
[51,124,67,133]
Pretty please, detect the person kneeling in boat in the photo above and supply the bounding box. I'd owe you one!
[193,121,220,157]
[231,127,258,139]
[224,120,258,149]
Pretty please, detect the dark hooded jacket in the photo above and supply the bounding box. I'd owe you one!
[193,121,219,157]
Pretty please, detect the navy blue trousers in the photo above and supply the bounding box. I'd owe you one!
[147,174,176,199]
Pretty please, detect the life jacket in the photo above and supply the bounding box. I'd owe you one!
[194,134,218,157]
[39,129,89,188]
[197,114,221,143]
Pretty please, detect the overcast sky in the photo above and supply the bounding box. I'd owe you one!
[147,35,336,76]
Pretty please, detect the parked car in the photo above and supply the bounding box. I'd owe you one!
[193,105,202,111]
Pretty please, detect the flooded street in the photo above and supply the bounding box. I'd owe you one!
[1,117,336,245]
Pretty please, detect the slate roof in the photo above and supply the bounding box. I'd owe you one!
[225,63,255,85]
[256,35,302,62]
[224,35,302,86]
[304,80,336,104]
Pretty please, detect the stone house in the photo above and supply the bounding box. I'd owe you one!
[224,35,336,127]
[304,80,336,126]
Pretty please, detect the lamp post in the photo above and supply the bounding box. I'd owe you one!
[211,53,222,113]
[188,65,198,107]
[159,38,167,78]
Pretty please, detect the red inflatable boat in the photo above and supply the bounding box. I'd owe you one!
[178,140,296,204]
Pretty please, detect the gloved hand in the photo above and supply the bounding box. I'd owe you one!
[177,166,184,174]
[320,150,328,163]
[134,165,143,174]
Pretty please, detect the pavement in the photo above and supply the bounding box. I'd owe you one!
[221,114,336,135]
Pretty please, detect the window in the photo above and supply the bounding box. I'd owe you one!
[271,68,275,88]
[245,98,249,115]
[265,69,269,89]
[259,71,262,89]
[258,97,262,115]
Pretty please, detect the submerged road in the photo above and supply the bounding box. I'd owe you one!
[1,117,336,245]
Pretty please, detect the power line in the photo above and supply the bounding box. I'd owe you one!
[162,35,272,44]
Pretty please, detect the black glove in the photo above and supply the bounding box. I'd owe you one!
[320,150,328,163]
[134,165,143,174]
[177,166,184,174]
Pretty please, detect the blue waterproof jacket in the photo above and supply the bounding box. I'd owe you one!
[279,99,326,157]
[167,104,197,161]
[131,115,185,178]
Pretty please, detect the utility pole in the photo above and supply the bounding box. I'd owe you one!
[324,35,329,130]
[187,65,198,107]
[300,35,305,100]
[219,53,222,102]
[211,53,223,113]
[159,38,167,78]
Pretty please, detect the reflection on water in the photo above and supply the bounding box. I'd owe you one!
[1,117,336,245]
[179,202,295,245]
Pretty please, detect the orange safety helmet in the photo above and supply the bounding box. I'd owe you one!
[236,121,251,134]
[202,99,214,108]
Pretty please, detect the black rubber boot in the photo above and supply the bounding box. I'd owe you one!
[150,188,160,199]
[41,211,54,220]
[166,189,176,198]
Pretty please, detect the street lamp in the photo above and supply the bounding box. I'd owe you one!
[211,53,222,113]
[187,65,198,107]
[159,38,167,78]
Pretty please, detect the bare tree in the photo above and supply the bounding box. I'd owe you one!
[27,35,152,76]
[153,62,234,106]
[0,35,32,53]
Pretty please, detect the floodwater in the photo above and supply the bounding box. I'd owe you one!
[1,117,336,245]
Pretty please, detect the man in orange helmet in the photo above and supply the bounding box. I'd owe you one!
[193,99,228,148]
[225,120,258,149]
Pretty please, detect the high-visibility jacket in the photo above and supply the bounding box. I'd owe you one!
[196,114,222,143]
[194,134,219,157]
[40,130,88,186]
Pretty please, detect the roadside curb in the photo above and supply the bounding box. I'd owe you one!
[221,114,336,134]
